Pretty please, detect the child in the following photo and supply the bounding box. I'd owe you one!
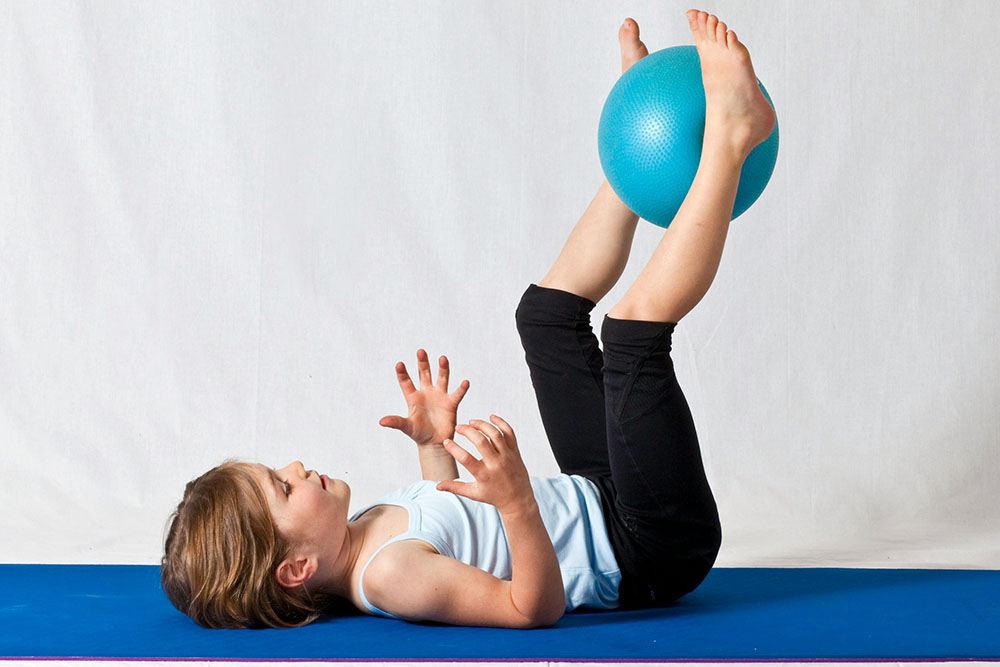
[161,9,776,629]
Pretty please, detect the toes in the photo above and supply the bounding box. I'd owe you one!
[717,20,728,44]
[705,14,718,40]
[619,17,639,40]
[689,10,737,48]
[619,18,649,72]
[687,9,707,39]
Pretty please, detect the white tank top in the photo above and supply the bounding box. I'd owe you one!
[349,473,622,619]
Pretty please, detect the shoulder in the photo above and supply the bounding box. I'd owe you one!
[361,539,439,615]
[362,538,538,628]
[365,538,437,585]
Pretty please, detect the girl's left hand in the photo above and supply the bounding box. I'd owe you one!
[379,349,471,447]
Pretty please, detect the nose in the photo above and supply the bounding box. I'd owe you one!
[282,461,308,477]
[297,462,321,484]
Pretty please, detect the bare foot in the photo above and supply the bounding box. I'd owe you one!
[619,18,650,74]
[686,9,776,158]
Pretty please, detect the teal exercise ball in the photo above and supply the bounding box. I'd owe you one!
[598,45,779,228]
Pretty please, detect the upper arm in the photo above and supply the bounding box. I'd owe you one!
[365,543,548,629]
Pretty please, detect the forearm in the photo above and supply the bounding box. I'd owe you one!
[417,443,459,481]
[500,501,565,626]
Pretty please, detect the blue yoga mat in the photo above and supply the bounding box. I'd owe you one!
[1,566,997,661]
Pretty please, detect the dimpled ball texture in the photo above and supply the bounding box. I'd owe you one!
[598,45,779,228]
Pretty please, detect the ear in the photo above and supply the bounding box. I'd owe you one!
[274,555,318,589]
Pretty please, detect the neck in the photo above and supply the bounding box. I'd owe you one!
[317,516,372,601]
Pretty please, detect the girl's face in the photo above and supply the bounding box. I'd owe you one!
[254,461,352,556]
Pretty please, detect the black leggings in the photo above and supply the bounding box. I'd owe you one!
[514,283,722,609]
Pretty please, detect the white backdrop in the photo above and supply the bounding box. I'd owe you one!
[2,0,997,568]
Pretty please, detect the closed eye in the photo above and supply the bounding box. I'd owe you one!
[269,468,292,497]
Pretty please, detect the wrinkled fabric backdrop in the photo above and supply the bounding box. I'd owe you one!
[2,1,997,568]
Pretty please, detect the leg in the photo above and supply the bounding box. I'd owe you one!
[537,19,651,305]
[608,10,776,324]
[600,315,722,606]
[598,10,777,608]
[537,180,639,305]
[606,148,743,323]
[513,20,655,477]
[514,284,609,479]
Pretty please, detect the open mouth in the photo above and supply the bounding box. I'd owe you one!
[320,474,328,490]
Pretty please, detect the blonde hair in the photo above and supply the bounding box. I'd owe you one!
[160,459,348,628]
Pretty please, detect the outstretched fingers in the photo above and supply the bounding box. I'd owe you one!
[443,434,483,472]
[393,361,417,397]
[456,423,498,457]
[435,353,449,392]
[460,416,519,455]
[468,419,503,452]
[487,414,517,448]
[415,348,434,388]
[452,378,471,402]
[416,349,460,395]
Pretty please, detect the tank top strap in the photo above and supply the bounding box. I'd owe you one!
[356,528,457,619]
[357,534,410,619]
[355,492,459,619]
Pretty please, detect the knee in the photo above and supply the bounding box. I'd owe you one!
[513,298,534,332]
[514,285,537,325]
[606,299,647,321]
[514,283,590,331]
[514,292,548,341]
[607,296,679,324]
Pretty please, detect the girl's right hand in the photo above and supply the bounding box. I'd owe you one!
[436,414,536,516]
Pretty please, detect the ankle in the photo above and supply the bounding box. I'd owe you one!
[699,132,752,170]
[702,117,756,163]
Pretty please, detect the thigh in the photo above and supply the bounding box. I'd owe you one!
[599,315,723,606]
[514,284,611,480]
